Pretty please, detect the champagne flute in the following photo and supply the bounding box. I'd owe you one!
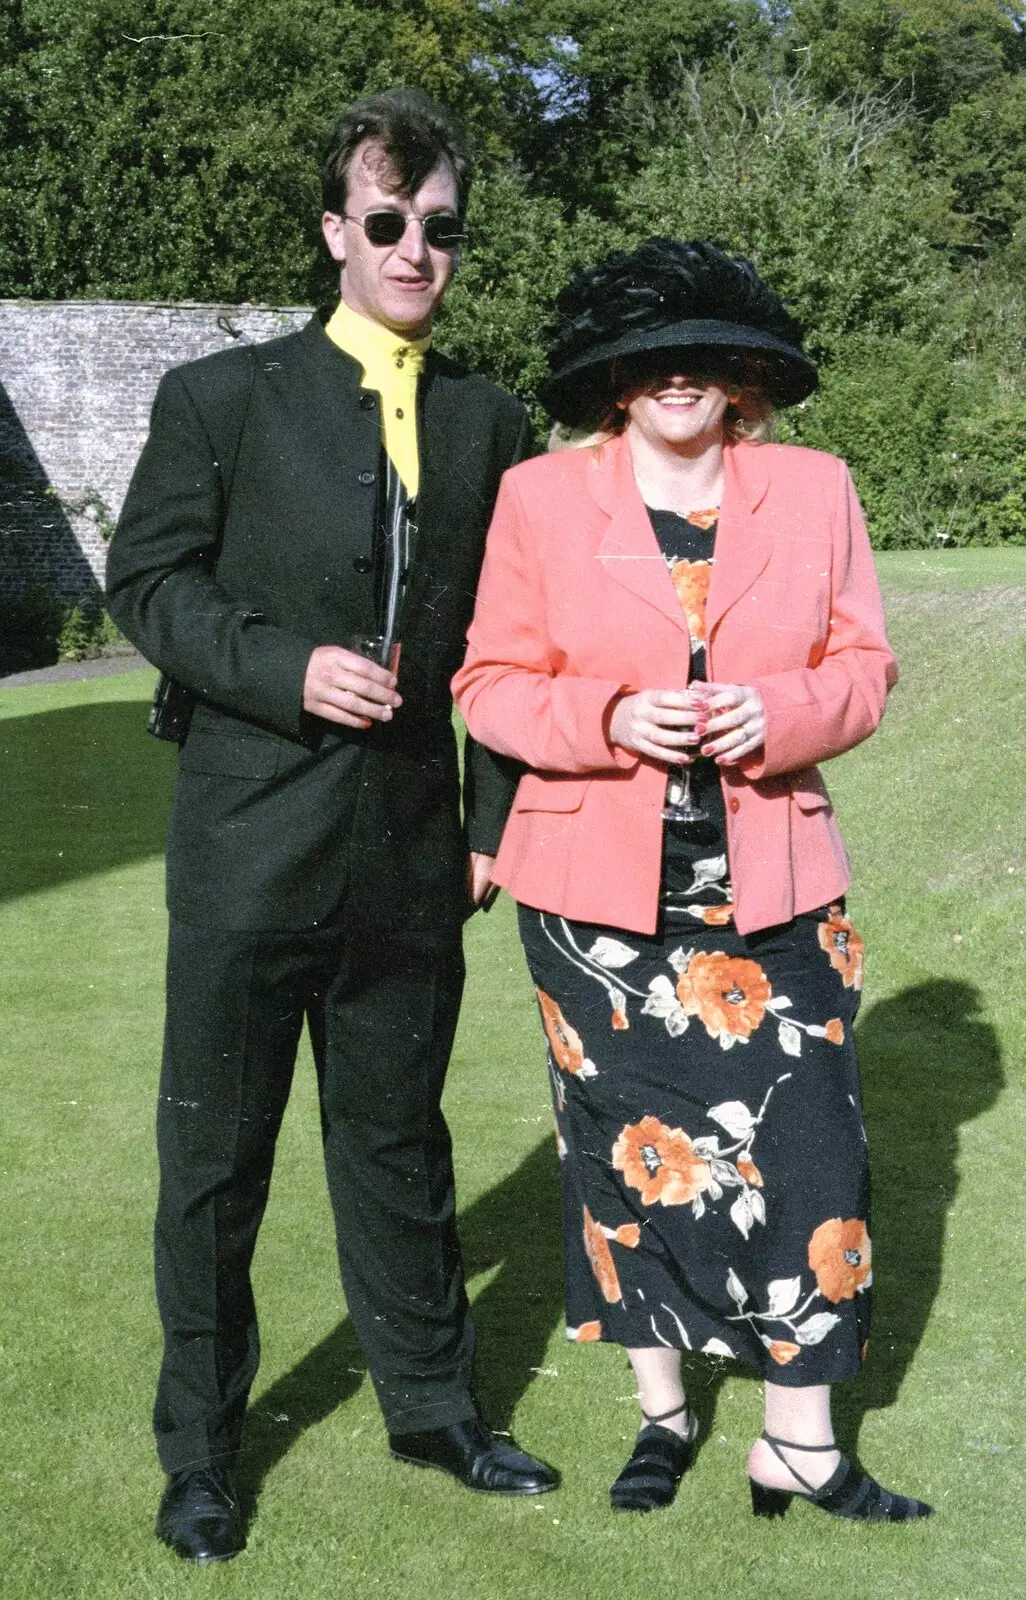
[662,693,709,824]
[348,632,402,676]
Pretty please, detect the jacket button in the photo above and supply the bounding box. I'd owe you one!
[352,555,373,574]
[729,796,740,813]
[358,393,376,411]
[357,469,376,486]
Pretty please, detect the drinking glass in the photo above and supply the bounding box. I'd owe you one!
[662,757,709,824]
[663,702,709,824]
[348,632,402,675]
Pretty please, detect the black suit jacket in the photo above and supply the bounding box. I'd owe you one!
[106,313,529,932]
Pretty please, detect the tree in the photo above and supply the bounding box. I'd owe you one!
[929,76,1026,245]
[0,0,515,302]
[473,0,767,206]
[784,0,1026,122]
[618,53,946,357]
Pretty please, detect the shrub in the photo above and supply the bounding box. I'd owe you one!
[945,400,1026,544]
[56,604,126,662]
[56,604,99,662]
[781,335,958,547]
[0,592,126,676]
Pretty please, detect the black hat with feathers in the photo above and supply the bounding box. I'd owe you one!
[540,238,817,426]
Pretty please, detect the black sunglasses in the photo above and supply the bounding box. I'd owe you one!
[343,209,466,250]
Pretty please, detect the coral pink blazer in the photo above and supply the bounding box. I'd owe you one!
[452,434,897,935]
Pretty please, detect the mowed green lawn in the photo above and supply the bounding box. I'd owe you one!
[1,549,1024,1600]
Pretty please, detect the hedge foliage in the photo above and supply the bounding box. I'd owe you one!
[2,0,1025,545]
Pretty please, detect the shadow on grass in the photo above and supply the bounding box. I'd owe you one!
[0,700,174,902]
[836,976,1002,1447]
[235,1135,563,1527]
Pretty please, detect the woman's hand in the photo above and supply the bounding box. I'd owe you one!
[700,682,766,764]
[467,851,496,905]
[608,688,710,764]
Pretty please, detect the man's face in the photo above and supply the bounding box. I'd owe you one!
[322,140,461,338]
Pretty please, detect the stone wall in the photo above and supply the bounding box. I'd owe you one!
[0,299,311,603]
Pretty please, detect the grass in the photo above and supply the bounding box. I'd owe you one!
[1,547,1024,1599]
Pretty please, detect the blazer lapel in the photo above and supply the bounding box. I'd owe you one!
[590,437,690,637]
[705,441,772,639]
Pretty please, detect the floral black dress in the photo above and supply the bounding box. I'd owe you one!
[517,509,872,1384]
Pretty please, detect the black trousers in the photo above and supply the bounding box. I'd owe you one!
[153,916,476,1474]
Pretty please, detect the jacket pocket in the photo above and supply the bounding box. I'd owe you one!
[179,730,280,780]
[513,773,589,813]
[791,771,832,813]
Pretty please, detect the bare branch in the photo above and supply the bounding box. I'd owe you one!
[120,32,222,43]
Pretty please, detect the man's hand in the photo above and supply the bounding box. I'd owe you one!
[467,851,497,906]
[303,645,402,728]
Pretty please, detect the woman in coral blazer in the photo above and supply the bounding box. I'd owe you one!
[453,241,930,1524]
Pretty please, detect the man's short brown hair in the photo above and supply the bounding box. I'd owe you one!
[322,88,473,219]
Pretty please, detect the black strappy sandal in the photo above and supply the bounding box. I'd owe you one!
[749,1431,933,1522]
[609,1404,699,1513]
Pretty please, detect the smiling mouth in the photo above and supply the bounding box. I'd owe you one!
[655,392,703,406]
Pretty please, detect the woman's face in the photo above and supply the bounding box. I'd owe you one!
[617,357,735,456]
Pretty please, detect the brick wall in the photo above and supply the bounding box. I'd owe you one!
[0,299,311,603]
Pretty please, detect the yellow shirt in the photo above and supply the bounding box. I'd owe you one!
[324,300,428,497]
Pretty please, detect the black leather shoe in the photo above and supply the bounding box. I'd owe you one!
[389,1417,559,1495]
[155,1465,245,1563]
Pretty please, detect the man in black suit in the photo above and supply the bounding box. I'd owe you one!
[106,89,555,1565]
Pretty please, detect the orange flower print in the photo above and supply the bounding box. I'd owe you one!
[768,1340,801,1366]
[824,1018,845,1046]
[808,1218,872,1302]
[701,905,733,927]
[670,558,712,643]
[569,1321,602,1342]
[611,1006,629,1031]
[583,1207,621,1302]
[676,952,772,1044]
[685,507,719,531]
[737,1155,764,1188]
[612,1116,712,1207]
[582,1205,638,1303]
[818,906,864,991]
[537,989,586,1074]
